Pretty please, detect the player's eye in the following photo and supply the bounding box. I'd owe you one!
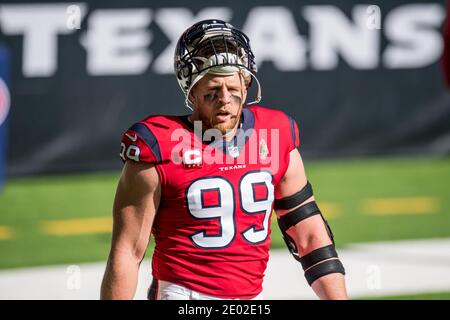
[204,92,218,101]
[230,88,242,97]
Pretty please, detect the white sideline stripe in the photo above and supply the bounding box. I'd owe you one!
[0,238,450,300]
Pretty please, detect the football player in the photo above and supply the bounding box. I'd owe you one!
[100,20,348,300]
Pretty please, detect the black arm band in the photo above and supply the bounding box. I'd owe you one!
[300,244,338,271]
[274,181,313,210]
[277,201,321,232]
[304,259,346,286]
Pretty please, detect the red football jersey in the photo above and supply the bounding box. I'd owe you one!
[120,106,300,299]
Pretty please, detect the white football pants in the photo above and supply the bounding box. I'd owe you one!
[148,279,264,300]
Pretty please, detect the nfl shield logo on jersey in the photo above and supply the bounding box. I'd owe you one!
[227,145,239,158]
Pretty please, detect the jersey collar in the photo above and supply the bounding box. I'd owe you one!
[178,107,255,158]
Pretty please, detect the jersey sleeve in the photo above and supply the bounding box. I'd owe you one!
[285,113,300,151]
[119,122,162,164]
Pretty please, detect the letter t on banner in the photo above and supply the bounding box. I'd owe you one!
[0,46,11,191]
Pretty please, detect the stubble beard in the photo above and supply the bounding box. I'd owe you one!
[210,98,244,136]
[212,114,240,135]
[195,107,241,136]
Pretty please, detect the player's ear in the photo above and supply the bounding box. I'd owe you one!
[239,71,249,103]
[242,87,248,105]
[189,91,196,105]
[242,79,249,103]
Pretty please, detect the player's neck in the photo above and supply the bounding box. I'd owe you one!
[222,122,241,141]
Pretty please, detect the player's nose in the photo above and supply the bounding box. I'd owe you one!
[216,85,232,104]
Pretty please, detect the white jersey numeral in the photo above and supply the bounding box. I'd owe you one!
[120,143,140,162]
[186,171,274,249]
[240,171,274,244]
[187,178,235,248]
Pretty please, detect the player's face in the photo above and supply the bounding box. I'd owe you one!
[190,72,247,136]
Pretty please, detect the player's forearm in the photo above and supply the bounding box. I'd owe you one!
[311,272,348,300]
[100,252,140,300]
[298,231,348,300]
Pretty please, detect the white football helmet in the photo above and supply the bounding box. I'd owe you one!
[174,19,261,109]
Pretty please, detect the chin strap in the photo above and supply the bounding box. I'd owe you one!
[244,70,262,105]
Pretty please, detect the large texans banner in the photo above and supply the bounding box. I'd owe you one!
[0,0,449,176]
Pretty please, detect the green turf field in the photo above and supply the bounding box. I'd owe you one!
[0,156,449,270]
